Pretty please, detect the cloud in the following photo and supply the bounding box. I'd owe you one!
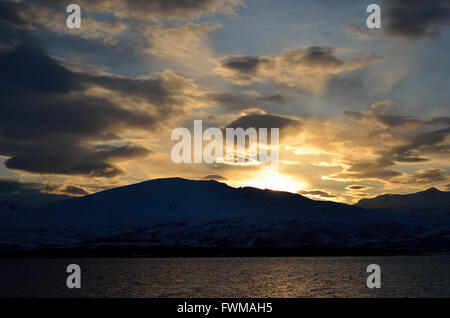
[0,0,244,80]
[0,1,128,45]
[391,168,448,186]
[329,160,403,182]
[5,0,240,51]
[342,101,450,165]
[4,145,151,178]
[1,0,449,203]
[0,44,80,94]
[26,4,128,45]
[63,185,90,196]
[346,185,369,190]
[0,178,39,194]
[352,192,370,197]
[384,128,450,163]
[0,1,29,28]
[218,56,272,84]
[37,0,242,20]
[293,101,450,189]
[206,91,285,111]
[216,46,380,94]
[382,0,450,39]
[298,189,336,198]
[225,113,302,135]
[80,70,201,117]
[144,23,221,72]
[201,174,227,181]
[42,183,90,196]
[0,33,200,177]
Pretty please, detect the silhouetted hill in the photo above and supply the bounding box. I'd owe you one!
[0,178,449,254]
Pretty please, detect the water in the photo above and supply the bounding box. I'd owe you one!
[0,256,449,297]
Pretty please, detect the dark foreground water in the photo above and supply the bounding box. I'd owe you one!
[0,256,449,297]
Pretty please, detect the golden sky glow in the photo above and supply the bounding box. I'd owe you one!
[0,0,449,204]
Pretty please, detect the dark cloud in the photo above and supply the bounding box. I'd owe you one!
[0,1,28,27]
[384,127,450,163]
[283,46,343,68]
[217,46,379,91]
[334,104,450,184]
[225,113,301,131]
[382,0,450,39]
[4,145,151,178]
[218,113,302,150]
[445,184,450,191]
[0,44,80,95]
[201,174,227,181]
[0,44,154,177]
[81,72,192,116]
[220,56,270,74]
[410,168,447,183]
[0,29,192,177]
[206,92,285,111]
[63,185,89,196]
[392,168,448,186]
[217,56,272,84]
[371,111,450,129]
[298,190,336,198]
[346,185,369,190]
[330,155,403,182]
[345,105,450,165]
[333,161,402,181]
[207,92,258,111]
[260,94,285,103]
[42,183,89,196]
[374,115,423,127]
[40,183,60,193]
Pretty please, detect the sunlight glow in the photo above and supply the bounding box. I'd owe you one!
[240,170,307,193]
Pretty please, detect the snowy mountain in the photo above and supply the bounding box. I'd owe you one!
[357,188,450,214]
[0,178,449,253]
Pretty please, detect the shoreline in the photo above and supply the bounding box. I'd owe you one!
[1,247,448,258]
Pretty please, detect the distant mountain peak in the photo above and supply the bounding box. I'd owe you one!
[422,187,441,193]
[357,186,449,211]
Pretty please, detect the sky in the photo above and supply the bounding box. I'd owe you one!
[0,0,449,204]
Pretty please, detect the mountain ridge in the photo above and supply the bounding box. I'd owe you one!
[0,178,449,253]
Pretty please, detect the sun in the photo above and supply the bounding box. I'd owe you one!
[240,170,307,193]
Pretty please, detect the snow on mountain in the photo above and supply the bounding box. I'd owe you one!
[357,188,450,214]
[0,178,449,252]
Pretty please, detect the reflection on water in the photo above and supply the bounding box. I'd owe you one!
[0,256,449,297]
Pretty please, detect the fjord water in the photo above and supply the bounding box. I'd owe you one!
[0,256,449,298]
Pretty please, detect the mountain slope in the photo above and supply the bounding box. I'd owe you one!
[357,188,450,214]
[0,178,449,252]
